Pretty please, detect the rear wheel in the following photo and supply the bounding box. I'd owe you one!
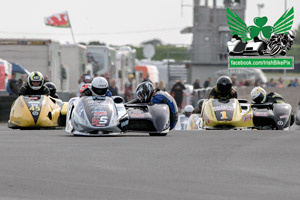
[149,133,168,136]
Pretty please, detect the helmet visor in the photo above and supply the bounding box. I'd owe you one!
[218,84,231,97]
[92,86,107,95]
[253,93,265,103]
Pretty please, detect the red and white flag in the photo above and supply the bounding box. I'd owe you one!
[44,11,71,28]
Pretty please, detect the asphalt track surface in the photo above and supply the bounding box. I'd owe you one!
[1,124,300,200]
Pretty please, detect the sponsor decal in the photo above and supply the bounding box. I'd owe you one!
[28,97,39,100]
[28,101,39,104]
[92,116,108,127]
[254,111,268,116]
[29,105,40,112]
[213,105,234,111]
[131,113,145,118]
[279,115,288,119]
[242,114,251,121]
[93,111,107,116]
[32,111,39,116]
[277,120,284,125]
[121,120,129,127]
[93,96,106,101]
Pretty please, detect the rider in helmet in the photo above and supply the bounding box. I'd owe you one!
[196,99,205,114]
[183,105,194,117]
[175,105,194,130]
[18,71,50,96]
[250,86,294,125]
[80,77,112,97]
[127,82,178,130]
[44,82,59,99]
[250,86,285,104]
[209,76,237,99]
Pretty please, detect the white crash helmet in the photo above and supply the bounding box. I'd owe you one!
[250,86,267,103]
[28,71,44,90]
[91,77,108,96]
[184,105,194,114]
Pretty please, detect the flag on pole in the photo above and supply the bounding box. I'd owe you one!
[44,11,71,28]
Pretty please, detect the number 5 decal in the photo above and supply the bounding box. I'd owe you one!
[220,111,228,119]
[92,116,108,126]
[99,116,108,124]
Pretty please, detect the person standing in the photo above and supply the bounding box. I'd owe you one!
[124,74,135,102]
[193,78,201,89]
[203,77,212,88]
[109,79,119,96]
[7,72,19,96]
[171,80,186,112]
[142,73,152,83]
[157,80,166,91]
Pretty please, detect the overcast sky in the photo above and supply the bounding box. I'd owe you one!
[0,0,299,46]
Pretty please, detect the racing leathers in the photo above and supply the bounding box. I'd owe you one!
[18,83,50,96]
[127,90,178,130]
[209,86,238,99]
[264,92,285,104]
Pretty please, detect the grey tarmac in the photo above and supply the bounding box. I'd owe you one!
[0,124,300,200]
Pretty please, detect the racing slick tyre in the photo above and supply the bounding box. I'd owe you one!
[149,133,168,136]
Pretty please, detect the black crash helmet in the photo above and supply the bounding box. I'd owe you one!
[135,82,154,103]
[216,76,233,97]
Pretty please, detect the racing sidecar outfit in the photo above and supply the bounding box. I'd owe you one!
[127,90,178,130]
[264,92,294,125]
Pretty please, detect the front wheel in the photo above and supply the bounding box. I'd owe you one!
[149,133,168,136]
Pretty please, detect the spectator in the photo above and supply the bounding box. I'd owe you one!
[203,77,212,88]
[44,75,50,83]
[171,80,186,112]
[109,79,119,96]
[7,72,19,96]
[77,75,92,97]
[18,74,27,87]
[295,78,299,87]
[288,79,293,87]
[124,74,135,102]
[154,82,158,90]
[239,79,245,87]
[78,73,85,84]
[193,78,201,89]
[157,80,166,91]
[142,73,152,83]
[254,78,262,87]
[231,74,237,86]
[268,78,277,87]
[290,78,299,87]
[277,77,284,88]
[103,72,111,85]
[244,80,251,87]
